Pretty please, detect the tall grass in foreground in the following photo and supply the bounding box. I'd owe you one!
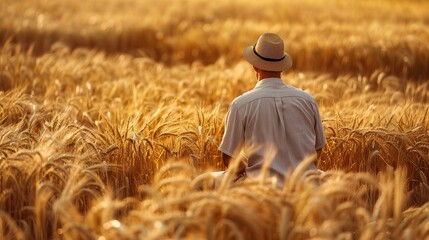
[2,153,429,239]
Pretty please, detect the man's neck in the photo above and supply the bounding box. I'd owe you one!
[258,72,281,81]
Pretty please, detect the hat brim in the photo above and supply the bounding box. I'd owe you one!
[243,46,292,72]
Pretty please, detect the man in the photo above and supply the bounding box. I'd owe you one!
[217,33,326,187]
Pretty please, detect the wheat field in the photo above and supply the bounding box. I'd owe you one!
[1,0,429,239]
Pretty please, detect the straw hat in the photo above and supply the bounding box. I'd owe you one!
[243,33,292,72]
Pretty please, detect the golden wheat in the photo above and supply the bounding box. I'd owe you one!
[2,0,428,79]
[1,0,429,239]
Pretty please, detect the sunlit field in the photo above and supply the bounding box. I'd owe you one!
[1,0,429,239]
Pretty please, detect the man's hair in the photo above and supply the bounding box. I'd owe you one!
[259,68,282,74]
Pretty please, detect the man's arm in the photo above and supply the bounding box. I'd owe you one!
[315,148,323,165]
[222,152,232,168]
[222,152,246,173]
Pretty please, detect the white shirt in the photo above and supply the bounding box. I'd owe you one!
[219,78,326,181]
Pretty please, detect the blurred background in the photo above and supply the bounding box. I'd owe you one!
[2,0,428,79]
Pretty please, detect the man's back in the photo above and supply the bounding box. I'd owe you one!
[214,33,326,188]
[219,78,326,181]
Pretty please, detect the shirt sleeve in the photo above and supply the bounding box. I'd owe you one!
[218,103,244,158]
[312,101,326,150]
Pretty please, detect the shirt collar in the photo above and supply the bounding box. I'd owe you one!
[254,78,286,89]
